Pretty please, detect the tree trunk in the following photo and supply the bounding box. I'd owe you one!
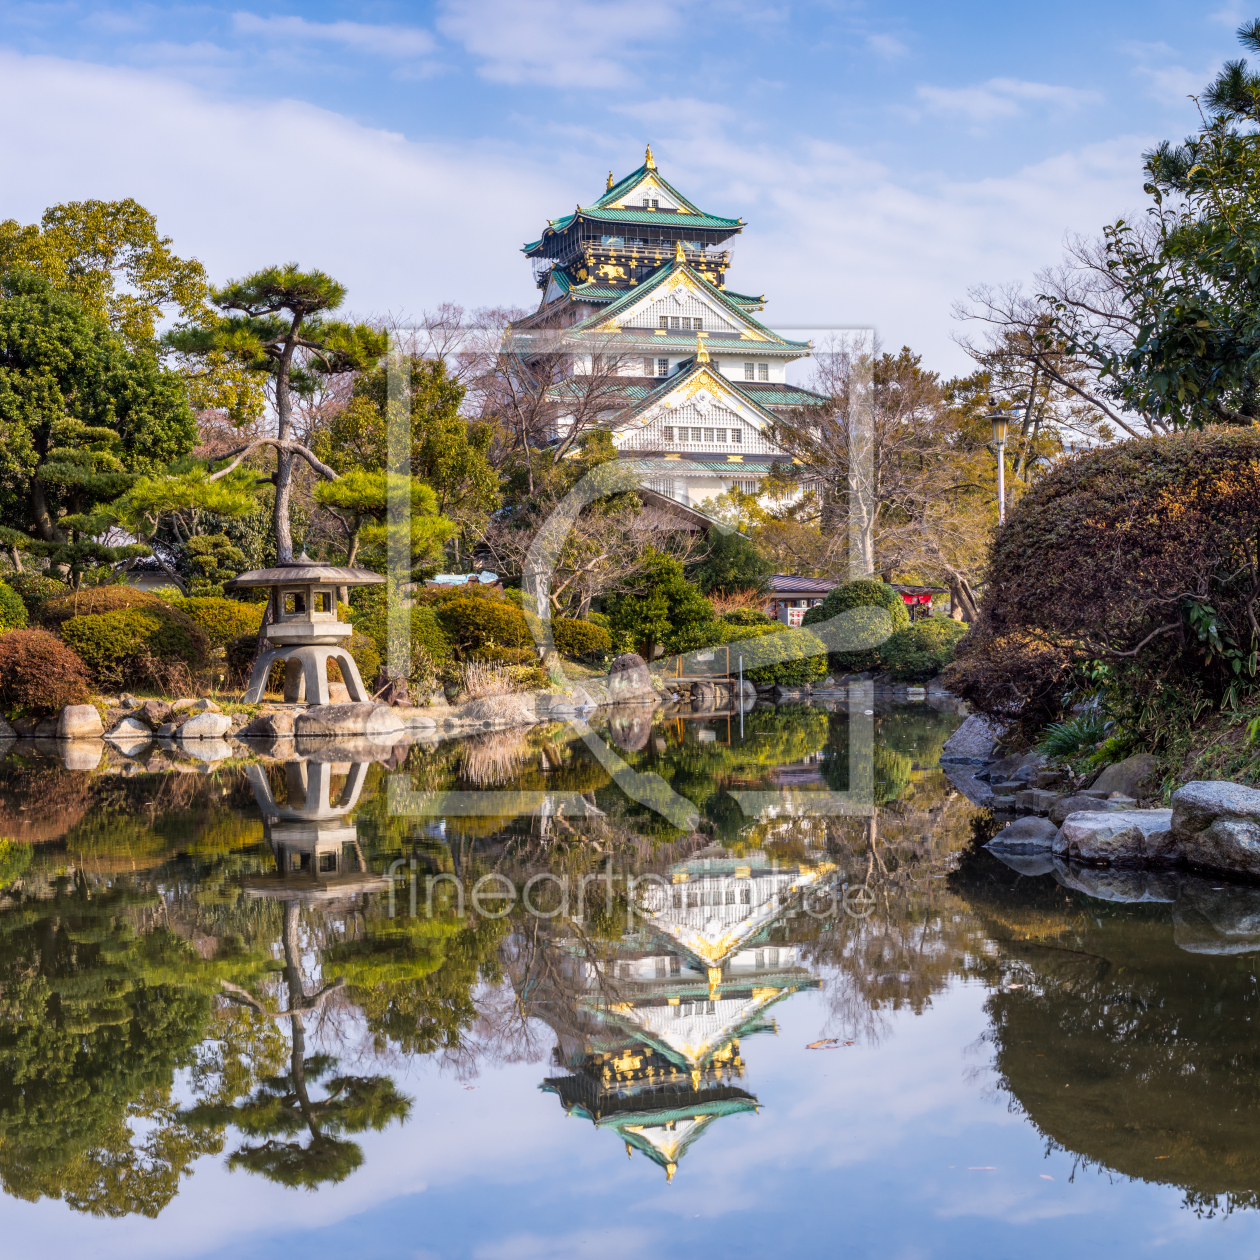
[273,328,299,564]
[947,575,980,622]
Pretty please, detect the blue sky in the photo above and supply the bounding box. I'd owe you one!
[0,0,1250,372]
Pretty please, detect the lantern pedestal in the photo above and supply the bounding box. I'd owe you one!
[244,635,370,706]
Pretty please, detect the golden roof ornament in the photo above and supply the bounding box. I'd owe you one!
[607,170,615,190]
[665,1162,676,1182]
[645,144,656,170]
[695,332,709,364]
[675,239,686,263]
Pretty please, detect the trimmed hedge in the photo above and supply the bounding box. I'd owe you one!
[553,617,612,661]
[802,580,908,672]
[39,585,161,629]
[707,621,829,686]
[164,595,264,650]
[61,606,208,686]
[879,617,968,682]
[0,628,91,713]
[432,590,532,659]
[0,583,27,631]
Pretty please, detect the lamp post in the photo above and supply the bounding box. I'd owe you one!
[989,396,1009,526]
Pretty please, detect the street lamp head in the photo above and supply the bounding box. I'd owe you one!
[989,399,1009,447]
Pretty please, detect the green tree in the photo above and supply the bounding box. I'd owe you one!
[688,525,770,595]
[312,357,499,559]
[604,549,716,661]
[0,198,264,425]
[0,271,197,574]
[169,265,388,563]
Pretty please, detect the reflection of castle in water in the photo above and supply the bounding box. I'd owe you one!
[535,844,829,1179]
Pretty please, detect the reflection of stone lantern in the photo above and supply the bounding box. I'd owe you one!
[225,557,385,705]
[243,761,390,903]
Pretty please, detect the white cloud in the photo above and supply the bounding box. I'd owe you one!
[231,12,436,58]
[437,0,686,87]
[867,32,907,58]
[1121,41,1215,106]
[917,77,1103,123]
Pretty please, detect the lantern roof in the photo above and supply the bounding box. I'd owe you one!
[224,554,386,590]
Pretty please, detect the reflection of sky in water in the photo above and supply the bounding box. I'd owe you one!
[4,702,1260,1257]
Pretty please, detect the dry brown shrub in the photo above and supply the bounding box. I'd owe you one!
[708,588,769,617]
[459,730,532,786]
[460,660,525,700]
[0,628,91,714]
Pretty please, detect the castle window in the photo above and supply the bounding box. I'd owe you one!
[703,428,714,442]
[744,362,754,380]
[716,429,726,442]
[670,316,680,329]
[758,363,769,381]
[657,358,669,376]
[663,426,674,442]
[643,357,654,375]
[659,316,669,329]
[690,427,702,442]
[692,317,704,330]
[731,428,743,443]
[642,198,659,209]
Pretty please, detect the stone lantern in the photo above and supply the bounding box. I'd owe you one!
[225,555,385,705]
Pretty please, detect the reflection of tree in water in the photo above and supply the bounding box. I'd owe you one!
[183,901,411,1189]
[955,851,1260,1216]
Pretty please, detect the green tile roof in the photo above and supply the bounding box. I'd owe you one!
[524,206,742,254]
[563,259,809,351]
[592,161,708,214]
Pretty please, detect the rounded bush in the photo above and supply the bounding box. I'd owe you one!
[712,621,828,686]
[7,572,68,616]
[0,583,27,631]
[163,595,264,650]
[552,617,612,661]
[0,628,91,714]
[721,607,773,626]
[39,585,161,629]
[60,606,208,686]
[432,591,531,659]
[879,617,969,681]
[802,580,908,671]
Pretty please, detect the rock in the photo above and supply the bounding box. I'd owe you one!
[294,735,398,763]
[58,739,104,771]
[606,653,656,704]
[983,750,1039,781]
[987,815,1060,851]
[178,712,232,739]
[1089,752,1160,800]
[110,735,153,759]
[692,680,717,711]
[240,710,296,738]
[992,794,1017,810]
[294,703,405,740]
[372,672,411,707]
[0,717,15,740]
[1053,809,1178,864]
[1170,780,1260,877]
[1014,788,1061,814]
[119,693,141,709]
[1036,770,1065,789]
[108,716,152,739]
[171,697,222,714]
[327,682,352,705]
[57,705,104,739]
[1048,794,1113,827]
[138,700,172,728]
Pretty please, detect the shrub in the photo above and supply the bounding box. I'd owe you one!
[328,634,382,690]
[471,646,538,666]
[970,428,1260,722]
[942,625,1073,744]
[552,617,612,661]
[879,618,969,682]
[0,628,91,713]
[164,595,264,650]
[706,621,828,686]
[0,583,27,631]
[433,590,532,660]
[721,607,773,626]
[60,606,208,687]
[1038,712,1108,758]
[6,572,67,616]
[39,585,161,629]
[803,579,909,672]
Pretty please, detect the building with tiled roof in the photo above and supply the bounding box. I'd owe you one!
[515,148,826,510]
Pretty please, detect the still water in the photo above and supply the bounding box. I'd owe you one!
[2,694,1260,1259]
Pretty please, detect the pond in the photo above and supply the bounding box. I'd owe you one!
[1,691,1260,1259]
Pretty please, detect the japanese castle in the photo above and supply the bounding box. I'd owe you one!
[517,147,823,508]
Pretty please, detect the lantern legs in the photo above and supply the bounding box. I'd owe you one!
[242,644,369,706]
